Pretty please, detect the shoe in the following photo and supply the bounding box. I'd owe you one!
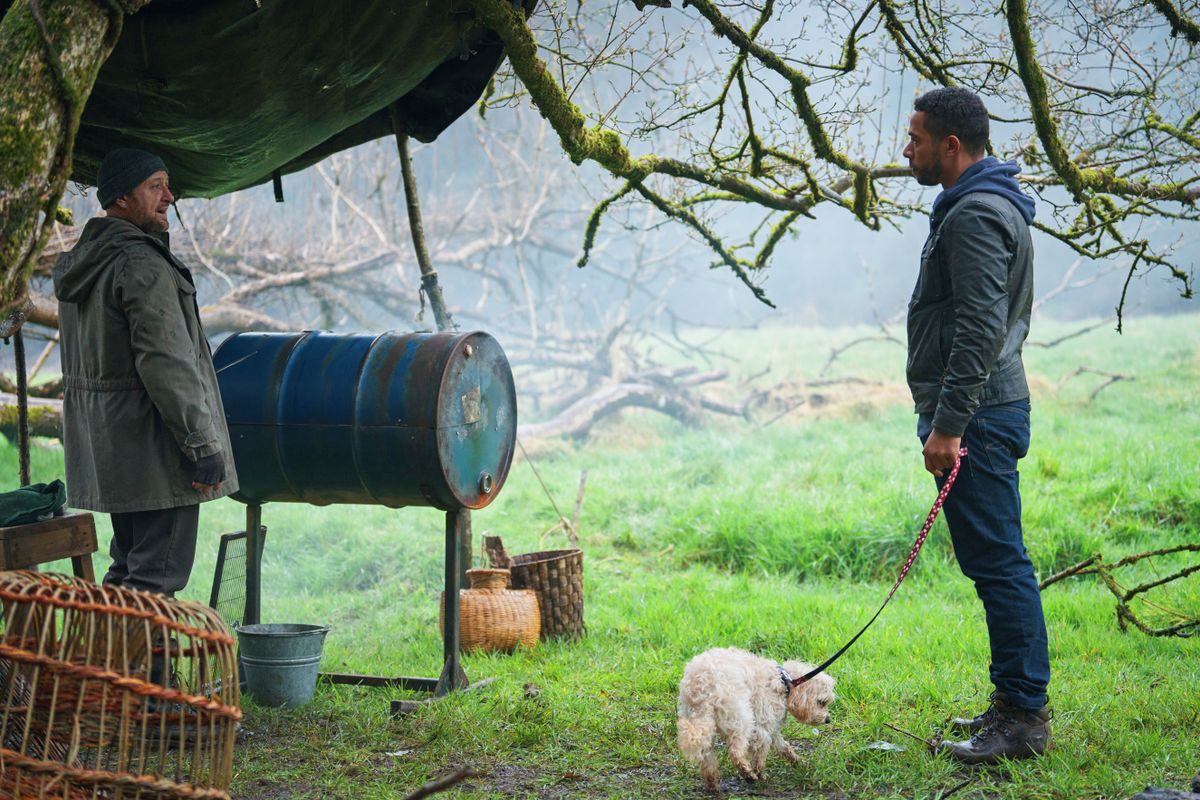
[948,690,1003,734]
[939,696,1051,765]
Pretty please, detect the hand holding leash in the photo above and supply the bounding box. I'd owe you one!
[923,429,963,478]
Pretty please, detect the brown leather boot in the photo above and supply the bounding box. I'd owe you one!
[948,691,1003,734]
[940,697,1051,765]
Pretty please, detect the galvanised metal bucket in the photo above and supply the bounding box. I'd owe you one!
[235,623,330,707]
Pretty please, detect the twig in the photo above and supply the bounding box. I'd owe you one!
[759,397,805,428]
[516,438,570,531]
[402,767,478,800]
[820,332,902,377]
[1039,554,1099,590]
[570,469,588,548]
[1027,317,1114,348]
[27,334,58,382]
[936,775,979,799]
[881,721,935,751]
[1053,367,1133,399]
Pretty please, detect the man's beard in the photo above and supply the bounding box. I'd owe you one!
[912,157,943,187]
[138,210,169,234]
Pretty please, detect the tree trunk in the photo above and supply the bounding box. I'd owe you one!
[0,0,148,315]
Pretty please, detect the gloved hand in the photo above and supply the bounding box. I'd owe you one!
[191,453,225,488]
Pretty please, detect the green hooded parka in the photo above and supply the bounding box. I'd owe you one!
[52,216,238,512]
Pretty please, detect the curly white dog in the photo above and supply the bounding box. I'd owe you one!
[676,647,836,791]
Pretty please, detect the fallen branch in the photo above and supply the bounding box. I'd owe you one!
[1054,367,1133,400]
[820,331,903,377]
[402,767,478,800]
[0,392,63,442]
[1028,318,1115,348]
[1039,544,1200,637]
[0,374,62,399]
[1038,554,1100,589]
[518,380,702,441]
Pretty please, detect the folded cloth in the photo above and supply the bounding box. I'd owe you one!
[0,479,67,527]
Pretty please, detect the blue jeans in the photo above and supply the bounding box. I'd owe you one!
[918,398,1049,709]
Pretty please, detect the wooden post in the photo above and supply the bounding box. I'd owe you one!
[13,329,29,487]
[389,111,457,334]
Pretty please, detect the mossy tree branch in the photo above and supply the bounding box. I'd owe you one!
[0,0,149,315]
[467,0,898,303]
[1148,0,1200,44]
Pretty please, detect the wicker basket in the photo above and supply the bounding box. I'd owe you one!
[439,568,540,653]
[0,570,241,800]
[485,537,585,640]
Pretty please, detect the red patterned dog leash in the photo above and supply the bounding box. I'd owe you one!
[793,447,968,686]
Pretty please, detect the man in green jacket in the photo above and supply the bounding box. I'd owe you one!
[53,148,238,598]
[902,88,1050,764]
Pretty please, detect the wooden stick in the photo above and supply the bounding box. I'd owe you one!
[569,469,588,548]
[882,721,935,750]
[402,767,478,800]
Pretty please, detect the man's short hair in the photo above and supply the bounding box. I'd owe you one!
[913,88,989,155]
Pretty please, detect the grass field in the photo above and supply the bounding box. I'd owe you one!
[3,313,1198,799]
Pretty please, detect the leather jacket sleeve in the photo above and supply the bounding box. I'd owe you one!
[933,200,1014,437]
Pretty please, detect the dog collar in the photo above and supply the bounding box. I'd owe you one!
[775,663,793,694]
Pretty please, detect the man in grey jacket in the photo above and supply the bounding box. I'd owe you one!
[902,88,1050,764]
[53,148,238,599]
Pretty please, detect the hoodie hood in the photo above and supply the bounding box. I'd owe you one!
[930,157,1036,228]
[53,217,163,303]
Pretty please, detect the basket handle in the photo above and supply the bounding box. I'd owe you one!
[484,535,510,569]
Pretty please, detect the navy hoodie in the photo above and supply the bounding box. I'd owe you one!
[930,157,1036,229]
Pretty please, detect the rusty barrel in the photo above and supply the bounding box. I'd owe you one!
[213,331,516,510]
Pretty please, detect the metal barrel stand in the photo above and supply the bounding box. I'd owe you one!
[240,504,474,708]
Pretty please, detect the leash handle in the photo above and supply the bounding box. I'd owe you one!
[793,447,968,686]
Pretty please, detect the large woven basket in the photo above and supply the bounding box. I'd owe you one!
[485,537,585,640]
[439,569,540,654]
[0,570,241,800]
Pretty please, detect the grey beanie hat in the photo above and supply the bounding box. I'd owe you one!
[97,148,168,208]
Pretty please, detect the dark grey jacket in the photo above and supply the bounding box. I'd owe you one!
[906,192,1033,437]
[53,216,238,512]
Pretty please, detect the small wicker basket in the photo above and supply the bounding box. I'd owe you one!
[485,537,585,641]
[439,569,540,653]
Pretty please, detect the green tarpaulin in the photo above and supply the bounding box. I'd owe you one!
[4,0,519,198]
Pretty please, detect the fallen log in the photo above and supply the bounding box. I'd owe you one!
[0,393,63,442]
[518,380,702,441]
[0,374,62,399]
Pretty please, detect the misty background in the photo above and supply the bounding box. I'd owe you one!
[14,1,1198,419]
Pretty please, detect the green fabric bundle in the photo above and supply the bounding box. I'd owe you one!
[0,480,68,527]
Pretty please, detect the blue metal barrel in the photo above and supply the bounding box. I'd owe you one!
[213,331,516,510]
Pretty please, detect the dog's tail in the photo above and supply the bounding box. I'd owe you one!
[676,711,716,764]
